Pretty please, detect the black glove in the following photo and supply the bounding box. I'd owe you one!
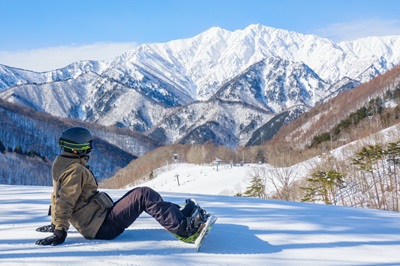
[36,224,55,232]
[36,229,67,246]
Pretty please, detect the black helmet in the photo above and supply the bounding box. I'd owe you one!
[59,127,93,156]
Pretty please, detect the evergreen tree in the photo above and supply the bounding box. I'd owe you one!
[149,170,154,180]
[28,149,38,157]
[0,140,5,154]
[255,149,266,163]
[301,170,345,205]
[385,141,400,211]
[352,144,386,209]
[244,175,266,199]
[14,146,23,155]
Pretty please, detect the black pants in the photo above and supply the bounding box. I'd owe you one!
[95,187,188,240]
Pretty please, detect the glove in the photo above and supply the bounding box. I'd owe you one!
[36,229,67,246]
[36,224,55,232]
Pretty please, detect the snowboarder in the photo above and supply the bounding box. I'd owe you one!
[35,126,208,246]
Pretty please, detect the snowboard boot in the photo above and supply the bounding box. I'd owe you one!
[180,198,197,217]
[177,199,209,243]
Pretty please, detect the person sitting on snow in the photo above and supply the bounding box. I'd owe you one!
[35,126,208,246]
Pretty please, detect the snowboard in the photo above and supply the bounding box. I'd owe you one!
[195,214,217,252]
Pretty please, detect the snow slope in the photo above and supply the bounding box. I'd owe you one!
[1,163,400,265]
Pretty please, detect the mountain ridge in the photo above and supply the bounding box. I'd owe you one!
[1,24,400,148]
[0,98,162,183]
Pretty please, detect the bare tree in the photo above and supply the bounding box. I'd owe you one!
[266,166,299,201]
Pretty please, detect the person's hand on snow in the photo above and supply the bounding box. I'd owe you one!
[35,229,67,246]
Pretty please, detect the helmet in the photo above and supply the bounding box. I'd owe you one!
[59,127,93,156]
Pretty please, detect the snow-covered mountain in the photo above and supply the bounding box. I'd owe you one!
[0,98,162,183]
[1,24,400,148]
[0,60,108,90]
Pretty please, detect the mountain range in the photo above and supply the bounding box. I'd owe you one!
[1,24,400,151]
[0,97,164,183]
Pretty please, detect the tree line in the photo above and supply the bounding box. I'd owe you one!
[244,140,400,212]
[0,139,46,160]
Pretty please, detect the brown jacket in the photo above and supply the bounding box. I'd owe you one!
[50,152,113,239]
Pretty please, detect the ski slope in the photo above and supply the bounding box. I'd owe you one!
[1,163,400,265]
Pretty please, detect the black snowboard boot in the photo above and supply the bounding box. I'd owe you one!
[183,199,209,235]
[180,198,197,217]
[175,199,210,243]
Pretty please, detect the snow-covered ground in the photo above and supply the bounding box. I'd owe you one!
[1,163,400,266]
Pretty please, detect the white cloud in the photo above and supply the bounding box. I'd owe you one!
[0,42,138,72]
[314,18,400,42]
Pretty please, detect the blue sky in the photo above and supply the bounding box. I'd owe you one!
[1,0,400,71]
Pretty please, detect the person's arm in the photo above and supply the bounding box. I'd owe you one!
[53,168,83,232]
[36,167,84,246]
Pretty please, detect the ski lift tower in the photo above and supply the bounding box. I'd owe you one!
[173,153,180,186]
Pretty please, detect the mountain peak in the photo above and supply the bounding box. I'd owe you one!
[1,24,400,148]
[244,23,282,33]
